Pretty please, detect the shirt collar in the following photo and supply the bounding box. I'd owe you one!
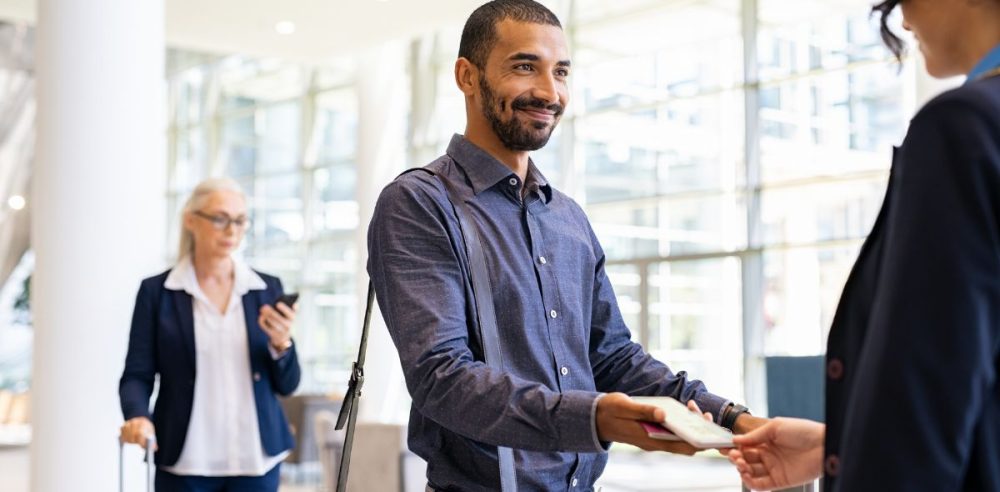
[164,255,267,301]
[967,42,1000,83]
[524,161,553,204]
[446,134,554,203]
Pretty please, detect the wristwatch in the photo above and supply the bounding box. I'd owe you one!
[721,403,751,431]
[271,339,293,353]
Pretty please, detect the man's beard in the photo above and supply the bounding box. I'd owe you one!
[479,77,564,152]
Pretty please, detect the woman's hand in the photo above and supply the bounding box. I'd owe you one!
[120,416,157,450]
[258,299,297,352]
[724,417,825,491]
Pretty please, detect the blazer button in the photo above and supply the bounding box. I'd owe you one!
[253,372,261,382]
[827,358,844,381]
[825,454,841,476]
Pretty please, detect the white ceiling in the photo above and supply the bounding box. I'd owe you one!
[0,0,478,61]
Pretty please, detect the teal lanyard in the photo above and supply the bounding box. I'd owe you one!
[968,43,1000,83]
[974,67,1000,82]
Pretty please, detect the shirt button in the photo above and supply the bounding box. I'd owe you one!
[253,372,261,382]
[825,454,841,476]
[508,178,518,186]
[561,367,569,376]
[549,310,558,319]
[827,358,844,381]
[571,477,578,487]
[539,256,547,265]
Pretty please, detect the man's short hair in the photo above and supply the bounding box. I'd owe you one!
[459,0,563,69]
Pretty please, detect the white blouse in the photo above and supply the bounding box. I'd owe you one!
[161,256,289,476]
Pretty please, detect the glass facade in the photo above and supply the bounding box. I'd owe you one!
[166,55,362,392]
[156,0,910,407]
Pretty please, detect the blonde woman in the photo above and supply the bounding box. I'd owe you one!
[119,177,300,491]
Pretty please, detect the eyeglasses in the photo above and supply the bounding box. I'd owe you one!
[193,210,251,231]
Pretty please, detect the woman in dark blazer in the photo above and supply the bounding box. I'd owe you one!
[727,0,1000,490]
[119,177,301,491]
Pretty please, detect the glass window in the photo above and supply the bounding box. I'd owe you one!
[159,0,914,425]
[172,128,209,193]
[760,176,887,246]
[246,173,304,248]
[606,264,642,342]
[758,64,905,183]
[647,257,744,401]
[165,51,360,394]
[312,165,359,234]
[314,89,359,164]
[762,245,862,355]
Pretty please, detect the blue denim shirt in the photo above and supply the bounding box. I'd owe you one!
[368,134,731,492]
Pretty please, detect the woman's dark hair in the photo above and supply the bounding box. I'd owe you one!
[871,0,905,61]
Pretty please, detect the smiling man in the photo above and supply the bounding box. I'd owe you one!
[367,1,763,491]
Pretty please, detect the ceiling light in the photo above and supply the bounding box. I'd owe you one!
[275,21,296,35]
[8,195,25,210]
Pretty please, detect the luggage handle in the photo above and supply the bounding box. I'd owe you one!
[118,434,155,492]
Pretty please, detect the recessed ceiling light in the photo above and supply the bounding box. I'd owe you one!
[275,21,296,35]
[8,195,25,210]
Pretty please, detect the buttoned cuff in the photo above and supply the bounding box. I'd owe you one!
[557,390,606,453]
[591,393,611,451]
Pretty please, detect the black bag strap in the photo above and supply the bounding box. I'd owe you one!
[335,164,516,492]
[334,281,375,492]
[419,166,517,492]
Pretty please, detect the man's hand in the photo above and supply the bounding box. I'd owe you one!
[595,393,705,455]
[724,417,825,491]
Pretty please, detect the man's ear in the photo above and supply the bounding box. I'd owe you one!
[455,57,478,97]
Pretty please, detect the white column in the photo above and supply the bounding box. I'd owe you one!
[355,41,410,423]
[31,0,165,490]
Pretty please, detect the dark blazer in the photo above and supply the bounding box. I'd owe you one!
[824,76,1000,491]
[119,268,301,467]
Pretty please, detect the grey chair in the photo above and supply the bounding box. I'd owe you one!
[314,409,345,492]
[314,412,426,492]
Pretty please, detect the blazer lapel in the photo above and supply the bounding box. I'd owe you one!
[172,289,197,373]
[243,290,266,371]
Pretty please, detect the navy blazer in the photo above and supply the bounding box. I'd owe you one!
[824,76,1000,490]
[119,268,301,467]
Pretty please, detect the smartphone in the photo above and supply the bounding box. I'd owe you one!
[633,396,734,448]
[274,292,299,309]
